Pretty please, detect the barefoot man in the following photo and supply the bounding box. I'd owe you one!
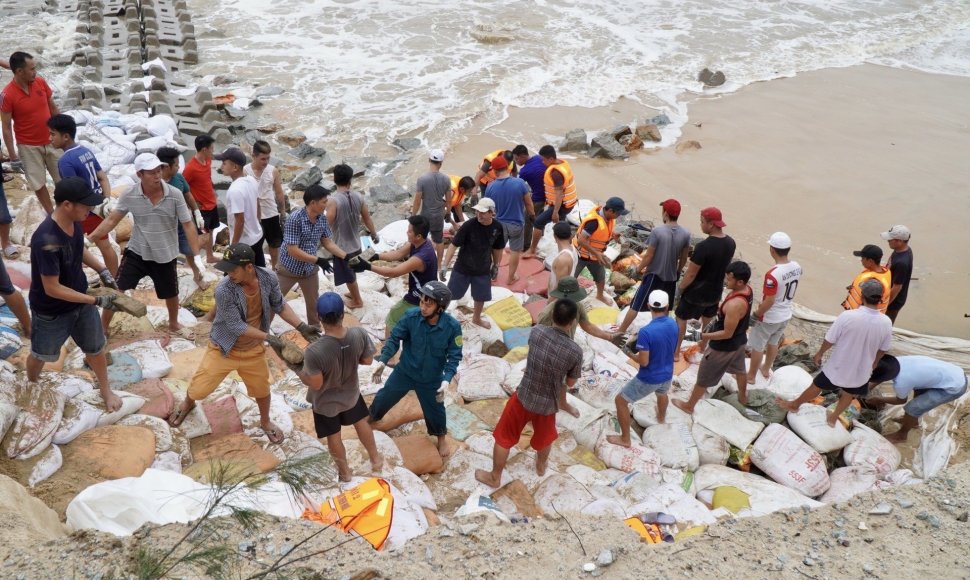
[443,197,506,329]
[573,197,628,305]
[607,290,679,447]
[476,299,583,487]
[326,163,378,309]
[746,232,802,384]
[299,292,382,481]
[368,281,462,458]
[483,153,533,286]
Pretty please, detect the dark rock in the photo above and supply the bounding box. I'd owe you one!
[698,68,714,84]
[774,342,814,370]
[212,75,238,86]
[368,175,409,203]
[608,124,632,141]
[392,137,422,151]
[378,154,411,174]
[619,133,643,151]
[277,129,307,147]
[708,71,726,87]
[326,157,376,177]
[483,339,509,358]
[244,130,261,145]
[291,166,323,191]
[257,122,284,134]
[649,113,671,127]
[588,135,629,160]
[635,124,662,142]
[254,85,284,98]
[290,142,326,160]
[561,128,588,152]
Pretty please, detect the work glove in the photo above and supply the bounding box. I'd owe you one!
[94,294,117,310]
[316,257,333,273]
[370,232,380,244]
[98,268,118,290]
[296,322,322,342]
[371,363,386,384]
[436,380,449,403]
[490,263,499,281]
[193,209,205,232]
[350,257,372,273]
[266,334,284,350]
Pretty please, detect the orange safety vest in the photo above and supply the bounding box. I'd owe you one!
[305,477,395,550]
[842,267,892,313]
[573,206,614,260]
[543,160,577,209]
[480,149,516,186]
[449,175,465,209]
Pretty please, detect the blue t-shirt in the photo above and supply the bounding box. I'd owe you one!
[484,176,530,225]
[518,155,547,203]
[893,355,968,397]
[405,240,438,305]
[29,216,89,316]
[58,144,104,197]
[635,315,679,384]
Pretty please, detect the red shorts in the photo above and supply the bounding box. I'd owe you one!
[493,393,559,451]
[82,212,108,241]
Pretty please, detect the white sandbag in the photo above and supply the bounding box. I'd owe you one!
[873,468,922,491]
[3,383,65,460]
[786,404,853,453]
[631,393,693,428]
[626,482,717,527]
[641,422,699,471]
[609,470,662,506]
[382,479,430,552]
[78,390,146,427]
[134,135,172,153]
[911,390,969,479]
[535,223,558,261]
[0,401,18,442]
[388,465,437,511]
[146,306,198,330]
[750,424,830,498]
[582,498,627,518]
[566,199,596,226]
[374,220,410,253]
[574,375,624,412]
[556,394,608,449]
[505,359,527,394]
[270,298,310,334]
[52,400,102,445]
[691,423,730,466]
[843,422,900,477]
[766,365,813,401]
[481,286,517,309]
[174,404,212,439]
[818,466,879,504]
[592,351,636,382]
[116,340,172,379]
[118,414,173,453]
[457,354,510,401]
[240,392,294,440]
[693,464,823,517]
[595,439,663,476]
[616,307,653,335]
[354,270,387,293]
[42,372,95,399]
[534,473,596,515]
[455,492,512,522]
[28,445,63,487]
[346,290,396,336]
[145,114,179,138]
[151,451,183,473]
[692,399,764,450]
[270,430,327,463]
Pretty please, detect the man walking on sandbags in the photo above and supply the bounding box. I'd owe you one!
[673,260,754,414]
[484,153,533,285]
[412,150,451,278]
[369,281,462,459]
[537,276,619,343]
[298,292,383,480]
[512,144,547,252]
[244,140,287,269]
[90,153,199,335]
[779,279,893,426]
[475,299,583,487]
[442,197,505,329]
[327,163,379,309]
[573,196,629,306]
[168,244,321,443]
[746,232,802,384]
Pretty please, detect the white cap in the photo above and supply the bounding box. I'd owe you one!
[471,197,496,213]
[134,153,164,172]
[429,149,445,163]
[880,224,911,241]
[647,290,669,309]
[768,231,791,249]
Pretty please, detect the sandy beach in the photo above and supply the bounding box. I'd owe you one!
[444,64,970,339]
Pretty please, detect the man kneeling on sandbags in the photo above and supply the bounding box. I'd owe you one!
[476,299,583,487]
[298,292,382,481]
[866,354,968,443]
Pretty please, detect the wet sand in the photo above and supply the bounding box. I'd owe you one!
[444,64,970,339]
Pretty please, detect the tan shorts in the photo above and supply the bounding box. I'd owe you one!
[187,342,271,401]
[18,144,60,191]
[696,347,747,389]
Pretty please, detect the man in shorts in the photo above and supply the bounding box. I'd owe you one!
[369,281,462,458]
[524,145,577,258]
[674,206,736,360]
[475,299,583,487]
[46,113,119,279]
[617,198,690,335]
[156,146,207,289]
[484,153,533,285]
[218,147,265,266]
[747,232,802,384]
[574,197,628,305]
[412,149,451,277]
[244,140,286,269]
[90,153,199,334]
[866,354,968,443]
[674,261,754,414]
[181,135,220,264]
[327,163,379,309]
[168,244,321,443]
[442,197,505,329]
[607,290,679,447]
[512,144,547,251]
[350,215,437,338]
[779,279,893,426]
[1,51,59,217]
[28,178,119,411]
[545,221,577,294]
[298,292,382,481]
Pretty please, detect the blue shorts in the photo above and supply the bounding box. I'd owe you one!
[0,178,10,225]
[630,273,676,313]
[906,379,968,417]
[619,376,672,404]
[30,304,106,362]
[177,222,199,257]
[447,268,492,303]
[332,256,357,287]
[0,257,14,295]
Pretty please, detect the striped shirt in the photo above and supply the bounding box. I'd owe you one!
[210,266,285,355]
[115,182,191,263]
[279,207,333,277]
[516,324,583,415]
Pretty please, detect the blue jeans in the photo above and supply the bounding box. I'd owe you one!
[369,369,447,436]
[30,304,106,362]
[906,379,968,417]
[0,177,11,225]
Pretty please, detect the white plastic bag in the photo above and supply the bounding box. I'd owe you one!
[842,422,900,477]
[116,340,172,379]
[766,365,813,401]
[693,399,764,450]
[457,354,511,401]
[751,424,830,498]
[28,444,63,487]
[787,404,852,453]
[818,466,879,504]
[641,422,699,471]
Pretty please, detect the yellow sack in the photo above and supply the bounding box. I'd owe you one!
[711,486,751,514]
[484,296,532,330]
[185,283,217,313]
[503,346,529,364]
[587,307,619,325]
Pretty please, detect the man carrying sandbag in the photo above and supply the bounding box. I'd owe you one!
[369,281,462,459]
[441,196,505,329]
[475,299,583,487]
[168,244,321,444]
[537,276,619,342]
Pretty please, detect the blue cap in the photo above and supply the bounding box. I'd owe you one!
[316,292,344,317]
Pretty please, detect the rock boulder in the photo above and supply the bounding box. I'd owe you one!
[561,128,588,152]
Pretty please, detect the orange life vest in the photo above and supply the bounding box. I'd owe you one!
[449,175,465,209]
[305,477,395,550]
[573,206,614,260]
[842,268,892,313]
[481,149,516,185]
[543,160,577,209]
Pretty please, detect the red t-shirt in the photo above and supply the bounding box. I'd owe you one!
[181,156,217,210]
[0,77,54,146]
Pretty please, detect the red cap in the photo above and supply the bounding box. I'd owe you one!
[659,198,681,218]
[490,154,509,171]
[701,206,726,228]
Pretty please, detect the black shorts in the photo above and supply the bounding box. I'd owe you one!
[630,273,676,312]
[675,297,718,321]
[313,395,370,438]
[813,370,869,397]
[199,207,220,231]
[116,249,178,299]
[261,216,284,248]
[332,255,357,286]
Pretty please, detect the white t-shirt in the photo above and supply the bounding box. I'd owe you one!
[761,260,802,324]
[225,175,263,246]
[244,163,279,219]
[822,306,893,388]
[893,355,968,398]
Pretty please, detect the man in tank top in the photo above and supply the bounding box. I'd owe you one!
[244,140,286,269]
[546,221,578,294]
[326,163,378,310]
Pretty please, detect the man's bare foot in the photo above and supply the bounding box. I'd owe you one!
[825,411,839,427]
[597,294,615,307]
[437,439,452,459]
[506,274,520,285]
[889,416,905,425]
[206,256,220,265]
[561,403,580,418]
[671,399,693,414]
[656,414,666,424]
[193,272,209,290]
[474,468,501,487]
[522,251,536,259]
[101,390,122,413]
[370,454,384,473]
[345,300,363,309]
[738,394,749,406]
[606,434,631,448]
[776,398,799,412]
[472,317,492,330]
[535,456,548,476]
[746,376,757,385]
[885,430,909,443]
[168,321,183,333]
[760,366,771,379]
